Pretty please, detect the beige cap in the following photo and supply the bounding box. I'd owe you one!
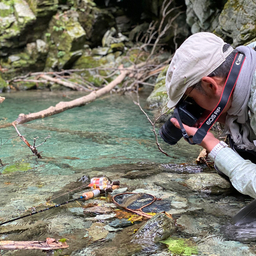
[166,32,234,108]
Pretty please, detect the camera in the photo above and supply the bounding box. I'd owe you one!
[159,98,205,145]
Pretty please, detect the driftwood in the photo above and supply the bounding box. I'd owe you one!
[0,238,68,251]
[13,63,147,125]
[39,74,89,91]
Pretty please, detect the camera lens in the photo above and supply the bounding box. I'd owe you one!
[159,99,205,145]
[159,116,182,145]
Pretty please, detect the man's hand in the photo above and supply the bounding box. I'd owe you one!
[170,118,220,152]
[0,97,5,103]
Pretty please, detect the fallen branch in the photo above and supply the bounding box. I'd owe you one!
[0,238,68,251]
[39,74,90,91]
[13,63,147,124]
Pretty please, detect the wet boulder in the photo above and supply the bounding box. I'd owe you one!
[184,173,231,195]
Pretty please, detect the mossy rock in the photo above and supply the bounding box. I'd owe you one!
[44,10,86,70]
[3,162,31,174]
[128,48,149,62]
[73,55,100,69]
[146,65,169,108]
[0,75,8,90]
[110,42,125,52]
[160,237,198,256]
[0,1,13,18]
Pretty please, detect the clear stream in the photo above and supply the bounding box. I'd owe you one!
[0,90,255,256]
[0,90,198,169]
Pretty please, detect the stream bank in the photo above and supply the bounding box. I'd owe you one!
[0,91,255,256]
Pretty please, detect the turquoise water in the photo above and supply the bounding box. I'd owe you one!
[0,90,199,170]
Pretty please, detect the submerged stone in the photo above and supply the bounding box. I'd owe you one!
[86,222,109,241]
[2,162,31,174]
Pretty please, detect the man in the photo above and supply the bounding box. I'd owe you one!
[165,32,256,198]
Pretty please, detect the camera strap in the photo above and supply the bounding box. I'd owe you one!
[177,52,246,145]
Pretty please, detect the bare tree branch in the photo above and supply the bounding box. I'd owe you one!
[132,88,171,157]
[12,123,50,158]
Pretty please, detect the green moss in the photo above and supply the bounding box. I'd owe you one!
[12,59,28,67]
[73,55,99,69]
[110,42,125,52]
[26,0,37,14]
[128,48,148,62]
[0,74,8,89]
[0,1,13,17]
[3,162,31,174]
[160,237,198,256]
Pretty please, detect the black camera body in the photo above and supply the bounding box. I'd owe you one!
[159,98,205,145]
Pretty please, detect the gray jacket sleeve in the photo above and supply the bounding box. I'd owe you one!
[212,41,256,198]
[213,147,256,198]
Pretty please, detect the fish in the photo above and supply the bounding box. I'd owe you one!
[119,193,144,208]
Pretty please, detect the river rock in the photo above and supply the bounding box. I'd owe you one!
[86,222,109,241]
[217,0,256,46]
[108,218,133,228]
[48,215,92,236]
[184,173,231,195]
[132,212,176,245]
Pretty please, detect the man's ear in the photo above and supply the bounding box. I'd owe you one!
[201,76,219,96]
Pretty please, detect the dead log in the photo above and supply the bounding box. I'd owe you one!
[39,74,89,91]
[0,238,68,250]
[13,63,147,125]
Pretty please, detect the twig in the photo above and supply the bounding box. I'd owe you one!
[12,123,50,158]
[133,91,171,157]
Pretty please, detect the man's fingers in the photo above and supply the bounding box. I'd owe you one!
[0,96,5,103]
[170,118,180,129]
[170,117,196,137]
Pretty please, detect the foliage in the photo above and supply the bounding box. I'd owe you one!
[57,51,66,58]
[53,26,65,32]
[58,238,67,243]
[160,237,198,256]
